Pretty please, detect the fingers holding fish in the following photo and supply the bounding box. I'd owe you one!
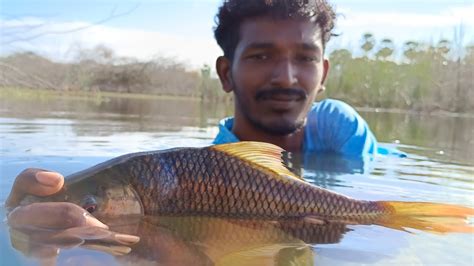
[6,168,64,209]
[8,202,109,230]
[8,202,140,245]
[9,228,138,260]
[8,221,140,260]
[60,226,140,246]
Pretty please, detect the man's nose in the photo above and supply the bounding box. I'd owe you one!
[270,58,298,88]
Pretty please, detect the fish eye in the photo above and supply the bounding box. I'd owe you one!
[81,194,98,213]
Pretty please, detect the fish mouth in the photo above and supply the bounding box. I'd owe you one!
[81,194,98,213]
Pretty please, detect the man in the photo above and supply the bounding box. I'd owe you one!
[211,0,378,156]
[6,0,386,254]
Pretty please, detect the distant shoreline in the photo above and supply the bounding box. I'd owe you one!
[2,86,472,118]
[0,86,200,102]
[355,106,474,119]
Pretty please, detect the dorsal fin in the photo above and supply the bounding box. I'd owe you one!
[210,141,306,182]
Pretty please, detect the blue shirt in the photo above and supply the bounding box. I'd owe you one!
[213,99,404,158]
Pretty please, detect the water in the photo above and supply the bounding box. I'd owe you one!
[1,96,473,265]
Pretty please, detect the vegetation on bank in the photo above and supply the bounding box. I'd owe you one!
[1,34,473,112]
[326,33,473,112]
[0,45,228,103]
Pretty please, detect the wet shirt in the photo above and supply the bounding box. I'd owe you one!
[213,99,402,157]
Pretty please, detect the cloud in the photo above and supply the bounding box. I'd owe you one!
[338,5,474,28]
[2,5,473,66]
[1,18,222,69]
[330,5,474,50]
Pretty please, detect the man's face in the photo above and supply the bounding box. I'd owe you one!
[221,16,329,136]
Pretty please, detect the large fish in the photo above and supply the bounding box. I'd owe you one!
[25,141,474,233]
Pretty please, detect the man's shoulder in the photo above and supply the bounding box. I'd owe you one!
[310,99,358,117]
[308,99,361,127]
[304,98,376,155]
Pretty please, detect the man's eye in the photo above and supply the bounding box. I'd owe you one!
[297,55,318,62]
[249,54,269,60]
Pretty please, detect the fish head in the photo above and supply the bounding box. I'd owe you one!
[67,178,144,218]
[22,172,144,218]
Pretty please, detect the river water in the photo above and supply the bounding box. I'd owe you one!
[1,95,473,265]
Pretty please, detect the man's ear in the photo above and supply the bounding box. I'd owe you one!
[317,59,330,94]
[216,56,233,93]
[321,59,330,85]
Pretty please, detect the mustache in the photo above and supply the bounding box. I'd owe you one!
[255,88,307,101]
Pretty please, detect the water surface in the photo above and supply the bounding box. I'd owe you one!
[1,96,473,265]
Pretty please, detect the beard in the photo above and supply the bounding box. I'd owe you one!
[247,113,306,136]
[233,87,307,136]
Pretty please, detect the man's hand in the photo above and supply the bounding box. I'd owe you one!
[6,168,139,260]
[6,168,107,228]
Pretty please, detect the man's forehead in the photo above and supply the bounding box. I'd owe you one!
[238,16,323,49]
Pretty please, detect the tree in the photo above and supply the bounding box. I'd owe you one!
[436,39,451,58]
[375,38,394,60]
[403,41,420,63]
[360,33,375,58]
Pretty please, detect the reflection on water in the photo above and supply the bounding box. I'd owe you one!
[1,95,232,132]
[362,111,474,166]
[1,96,473,265]
[98,216,349,265]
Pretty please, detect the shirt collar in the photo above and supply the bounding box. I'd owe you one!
[213,117,240,144]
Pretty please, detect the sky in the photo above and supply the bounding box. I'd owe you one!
[1,0,473,69]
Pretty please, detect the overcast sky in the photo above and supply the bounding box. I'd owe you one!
[2,0,473,68]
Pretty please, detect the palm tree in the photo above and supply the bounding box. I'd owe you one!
[375,38,394,61]
[361,33,375,58]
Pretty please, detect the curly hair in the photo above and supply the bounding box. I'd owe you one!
[214,0,336,61]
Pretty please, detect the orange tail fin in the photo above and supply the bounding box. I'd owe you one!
[375,201,474,233]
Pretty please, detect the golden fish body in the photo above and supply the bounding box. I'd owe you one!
[29,142,474,233]
[126,145,379,220]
